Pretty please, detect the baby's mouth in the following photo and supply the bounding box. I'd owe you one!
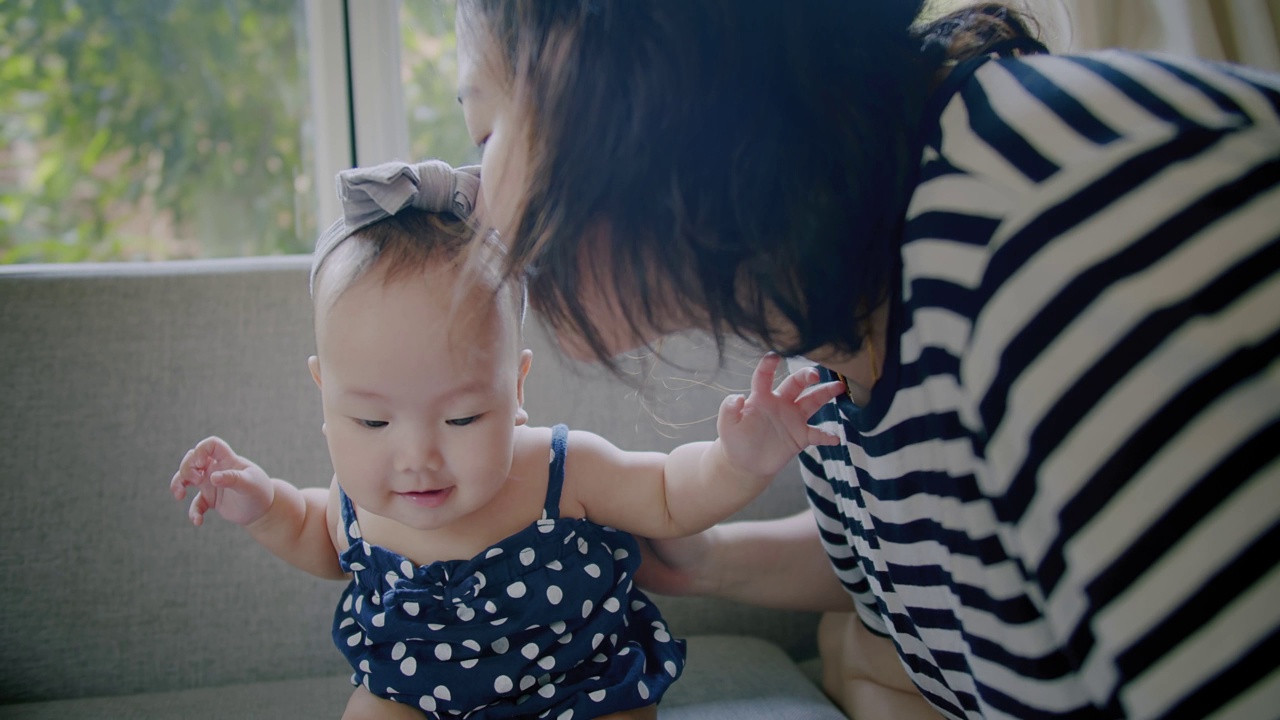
[397,487,453,508]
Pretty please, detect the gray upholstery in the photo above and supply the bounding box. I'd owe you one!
[0,257,835,715]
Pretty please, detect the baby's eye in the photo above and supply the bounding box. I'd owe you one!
[446,415,479,427]
[356,419,388,429]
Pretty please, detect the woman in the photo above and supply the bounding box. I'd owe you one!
[454,1,1280,718]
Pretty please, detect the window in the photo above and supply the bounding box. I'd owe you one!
[0,0,472,265]
[0,0,323,263]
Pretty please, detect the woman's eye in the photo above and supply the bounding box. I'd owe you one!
[356,419,388,429]
[446,415,479,427]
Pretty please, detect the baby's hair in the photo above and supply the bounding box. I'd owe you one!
[311,209,527,337]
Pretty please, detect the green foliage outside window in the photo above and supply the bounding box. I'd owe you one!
[0,0,314,263]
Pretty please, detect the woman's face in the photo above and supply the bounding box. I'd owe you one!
[453,11,687,361]
[456,15,527,244]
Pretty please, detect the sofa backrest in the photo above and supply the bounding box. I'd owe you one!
[0,257,819,703]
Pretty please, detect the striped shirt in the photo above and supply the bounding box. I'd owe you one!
[795,50,1279,719]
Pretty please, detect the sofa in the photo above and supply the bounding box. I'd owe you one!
[0,257,844,718]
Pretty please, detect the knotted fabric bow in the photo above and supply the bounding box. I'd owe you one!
[310,159,481,295]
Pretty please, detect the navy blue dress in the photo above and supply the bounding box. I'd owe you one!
[332,424,687,718]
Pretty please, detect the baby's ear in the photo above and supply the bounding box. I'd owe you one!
[307,356,323,388]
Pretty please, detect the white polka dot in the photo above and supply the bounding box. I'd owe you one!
[538,684,555,698]
[492,637,509,654]
[557,632,574,645]
[591,633,604,649]
[520,675,536,691]
[400,656,417,676]
[349,521,361,539]
[610,634,618,646]
[435,644,452,661]
[583,563,601,578]
[339,617,354,629]
[550,620,566,634]
[546,560,563,571]
[355,594,364,613]
[491,617,508,626]
[349,561,366,572]
[400,559,414,578]
[665,660,678,676]
[392,642,407,660]
[603,597,620,613]
[582,600,594,618]
[362,541,372,555]
[639,680,649,699]
[371,592,381,606]
[485,547,503,559]
[588,689,606,702]
[346,632,362,647]
[537,519,555,533]
[484,600,498,614]
[631,600,646,611]
[507,581,527,598]
[342,594,353,612]
[419,696,435,711]
[546,585,563,605]
[403,602,420,616]
[359,659,370,673]
[619,647,630,656]
[384,571,399,588]
[366,613,382,628]
[558,711,574,720]
[386,686,398,695]
[463,639,481,652]
[577,537,589,554]
[364,635,371,646]
[654,628,671,642]
[457,605,475,622]
[461,658,478,669]
[593,653,607,663]
[519,547,536,566]
[538,656,555,670]
[495,675,513,693]
[614,548,629,560]
[434,685,451,701]
[522,642,540,659]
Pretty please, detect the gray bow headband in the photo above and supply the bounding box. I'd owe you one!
[310,159,481,294]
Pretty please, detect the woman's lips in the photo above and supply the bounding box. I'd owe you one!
[397,487,453,508]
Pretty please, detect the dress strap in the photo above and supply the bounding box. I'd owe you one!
[543,424,569,520]
[338,485,363,545]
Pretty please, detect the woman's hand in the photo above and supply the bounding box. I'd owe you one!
[716,353,845,478]
[634,527,720,597]
[170,436,275,527]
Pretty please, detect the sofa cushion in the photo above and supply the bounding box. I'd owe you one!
[0,635,841,719]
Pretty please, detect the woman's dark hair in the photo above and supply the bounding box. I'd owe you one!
[458,0,1043,370]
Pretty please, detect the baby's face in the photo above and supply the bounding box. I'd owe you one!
[310,264,529,532]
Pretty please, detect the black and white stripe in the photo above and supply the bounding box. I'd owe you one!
[796,50,1280,719]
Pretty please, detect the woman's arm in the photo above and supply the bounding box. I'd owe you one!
[638,509,857,612]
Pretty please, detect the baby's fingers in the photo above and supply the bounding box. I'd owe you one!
[750,353,784,398]
[795,380,847,417]
[188,491,211,526]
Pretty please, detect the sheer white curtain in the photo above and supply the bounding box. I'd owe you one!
[1052,0,1280,70]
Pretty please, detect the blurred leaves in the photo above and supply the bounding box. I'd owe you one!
[0,0,315,262]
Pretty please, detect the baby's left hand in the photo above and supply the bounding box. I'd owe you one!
[716,353,845,477]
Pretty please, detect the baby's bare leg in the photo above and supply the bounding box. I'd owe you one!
[817,611,942,719]
[342,686,424,720]
[595,705,657,720]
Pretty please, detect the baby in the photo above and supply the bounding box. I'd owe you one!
[170,160,844,720]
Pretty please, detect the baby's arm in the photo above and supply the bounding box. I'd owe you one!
[170,436,345,580]
[569,354,844,538]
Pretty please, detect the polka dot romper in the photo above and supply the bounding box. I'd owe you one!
[332,424,687,718]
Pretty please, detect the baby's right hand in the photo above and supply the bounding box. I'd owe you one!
[170,436,274,527]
